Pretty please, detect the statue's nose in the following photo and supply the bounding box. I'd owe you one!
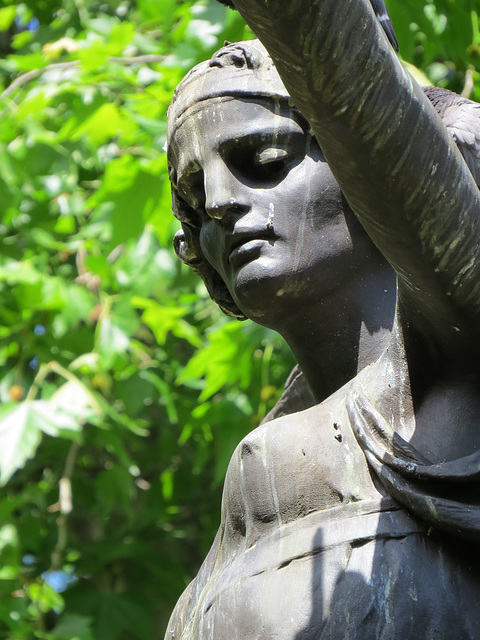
[204,164,248,222]
[206,199,248,221]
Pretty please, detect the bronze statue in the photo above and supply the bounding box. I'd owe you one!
[165,0,480,636]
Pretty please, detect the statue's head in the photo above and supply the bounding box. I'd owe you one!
[167,40,295,320]
[167,41,382,325]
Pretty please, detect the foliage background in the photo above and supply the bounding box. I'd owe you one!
[0,0,478,638]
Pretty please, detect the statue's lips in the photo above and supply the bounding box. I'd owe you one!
[228,232,274,265]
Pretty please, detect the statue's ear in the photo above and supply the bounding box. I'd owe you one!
[173,229,188,262]
[173,228,202,266]
[174,227,245,320]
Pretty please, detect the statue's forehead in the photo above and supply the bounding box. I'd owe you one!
[168,97,237,166]
[169,96,303,148]
[172,95,295,128]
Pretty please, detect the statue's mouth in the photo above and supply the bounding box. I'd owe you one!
[228,232,274,265]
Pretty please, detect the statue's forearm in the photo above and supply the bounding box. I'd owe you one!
[235,0,480,348]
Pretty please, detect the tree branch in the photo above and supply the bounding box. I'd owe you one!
[1,53,166,99]
[462,66,474,98]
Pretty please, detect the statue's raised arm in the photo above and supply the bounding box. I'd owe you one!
[232,0,480,355]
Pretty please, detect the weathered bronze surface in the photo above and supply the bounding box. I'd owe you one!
[165,2,480,636]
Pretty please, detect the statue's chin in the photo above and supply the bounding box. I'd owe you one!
[230,263,310,328]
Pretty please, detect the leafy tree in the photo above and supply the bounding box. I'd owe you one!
[0,1,478,638]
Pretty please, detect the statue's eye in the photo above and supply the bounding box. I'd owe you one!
[256,147,289,166]
[250,146,293,182]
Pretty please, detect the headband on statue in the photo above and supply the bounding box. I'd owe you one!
[167,40,292,138]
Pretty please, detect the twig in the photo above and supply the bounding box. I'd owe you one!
[462,66,475,99]
[106,54,166,65]
[72,0,89,27]
[50,441,80,572]
[1,61,79,98]
[1,53,166,99]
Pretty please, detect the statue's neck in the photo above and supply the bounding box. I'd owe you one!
[279,265,397,404]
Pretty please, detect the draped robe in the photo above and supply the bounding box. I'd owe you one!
[166,319,480,639]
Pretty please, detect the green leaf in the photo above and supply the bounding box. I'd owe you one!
[14,89,51,120]
[0,402,43,485]
[133,297,202,347]
[27,582,64,615]
[48,379,103,425]
[72,103,137,146]
[177,322,253,400]
[0,6,16,31]
[0,260,42,285]
[0,392,92,485]
[0,565,20,580]
[0,524,18,552]
[91,165,166,249]
[141,370,179,423]
[109,21,136,50]
[96,315,131,368]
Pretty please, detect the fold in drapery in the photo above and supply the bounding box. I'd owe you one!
[347,370,480,544]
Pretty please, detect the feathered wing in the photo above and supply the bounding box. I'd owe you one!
[423,86,480,189]
[442,101,480,188]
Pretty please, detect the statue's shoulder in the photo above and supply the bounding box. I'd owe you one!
[222,381,380,541]
[236,380,359,464]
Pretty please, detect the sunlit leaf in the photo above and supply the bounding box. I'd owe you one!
[0,402,43,485]
[0,6,16,31]
[72,103,137,146]
[27,581,64,614]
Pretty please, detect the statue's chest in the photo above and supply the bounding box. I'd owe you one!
[173,395,480,640]
[221,397,380,546]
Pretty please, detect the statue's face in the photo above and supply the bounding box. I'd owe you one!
[169,97,377,323]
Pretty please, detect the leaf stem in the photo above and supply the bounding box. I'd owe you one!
[472,10,479,45]
[26,361,78,401]
[26,361,103,414]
